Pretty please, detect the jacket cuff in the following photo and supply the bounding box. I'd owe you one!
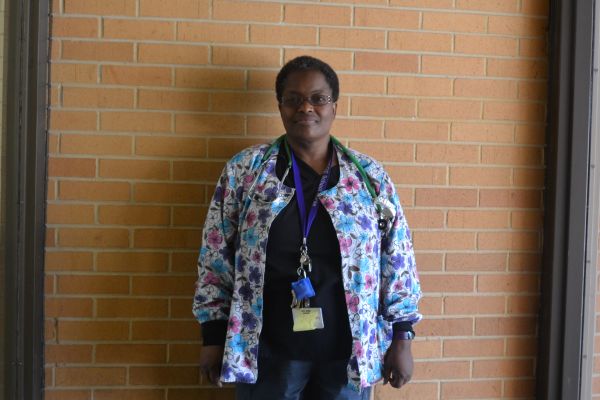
[201,320,228,346]
[392,321,414,336]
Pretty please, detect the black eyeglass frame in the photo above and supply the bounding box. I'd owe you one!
[279,94,334,108]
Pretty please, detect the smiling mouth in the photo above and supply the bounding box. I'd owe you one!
[294,119,318,124]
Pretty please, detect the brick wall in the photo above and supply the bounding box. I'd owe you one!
[45,1,548,399]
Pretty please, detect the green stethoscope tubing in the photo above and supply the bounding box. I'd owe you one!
[261,134,382,213]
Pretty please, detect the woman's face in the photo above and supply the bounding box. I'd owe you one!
[278,70,337,144]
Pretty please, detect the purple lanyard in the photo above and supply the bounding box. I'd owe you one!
[290,147,333,243]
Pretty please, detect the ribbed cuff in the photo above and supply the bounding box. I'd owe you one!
[392,321,415,337]
[201,320,227,346]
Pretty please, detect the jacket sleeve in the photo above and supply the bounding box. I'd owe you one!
[193,160,240,326]
[378,172,422,326]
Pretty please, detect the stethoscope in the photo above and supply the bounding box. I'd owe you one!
[246,134,396,232]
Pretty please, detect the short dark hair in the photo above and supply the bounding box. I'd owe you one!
[275,55,339,102]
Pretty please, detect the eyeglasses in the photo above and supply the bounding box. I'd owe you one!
[279,94,333,108]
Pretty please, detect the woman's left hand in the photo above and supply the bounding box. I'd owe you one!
[383,338,413,389]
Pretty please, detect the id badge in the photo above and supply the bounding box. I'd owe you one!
[292,308,324,332]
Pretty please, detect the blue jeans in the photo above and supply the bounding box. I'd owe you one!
[235,355,371,400]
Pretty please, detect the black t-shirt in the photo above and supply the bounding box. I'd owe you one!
[259,147,352,361]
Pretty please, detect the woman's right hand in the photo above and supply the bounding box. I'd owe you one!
[199,345,224,387]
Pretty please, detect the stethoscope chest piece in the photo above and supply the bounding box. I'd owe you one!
[375,197,395,231]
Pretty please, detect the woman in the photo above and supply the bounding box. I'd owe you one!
[193,56,422,400]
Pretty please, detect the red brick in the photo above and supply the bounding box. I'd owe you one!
[99,159,170,180]
[56,367,126,386]
[47,204,95,224]
[507,337,538,356]
[473,359,534,378]
[488,15,547,36]
[175,68,245,90]
[102,65,172,86]
[284,4,351,25]
[516,124,545,145]
[351,97,415,118]
[481,146,542,166]
[48,157,96,177]
[173,161,224,182]
[479,189,541,208]
[412,361,470,380]
[60,134,132,155]
[320,28,384,49]
[455,79,518,99]
[62,41,133,62]
[456,0,518,12]
[214,1,281,22]
[45,251,93,271]
[354,7,419,29]
[212,46,281,68]
[139,0,209,18]
[416,188,478,207]
[507,294,539,314]
[131,276,194,296]
[134,229,201,249]
[450,167,512,186]
[419,99,482,120]
[58,228,130,248]
[484,101,545,122]
[97,252,169,273]
[416,143,479,163]
[444,295,505,314]
[136,136,206,158]
[518,81,547,100]
[100,112,171,133]
[50,110,97,131]
[389,31,452,53]
[423,12,487,32]
[508,253,541,272]
[504,379,536,397]
[95,389,165,400]
[519,37,547,58]
[488,59,547,79]
[139,44,209,66]
[211,92,276,114]
[130,367,199,385]
[443,338,504,357]
[477,273,539,293]
[251,25,317,46]
[63,87,134,108]
[478,232,539,250]
[103,19,174,40]
[169,343,202,363]
[57,275,129,294]
[171,252,199,273]
[207,138,265,158]
[390,0,452,7]
[50,63,97,84]
[52,17,99,38]
[446,253,507,272]
[64,0,136,15]
[448,210,510,229]
[422,56,485,76]
[140,89,210,111]
[338,74,385,95]
[456,35,518,56]
[330,119,384,138]
[96,344,167,364]
[57,321,129,341]
[413,232,476,250]
[386,121,449,141]
[415,318,474,337]
[97,298,169,318]
[422,275,474,293]
[284,49,353,71]
[451,122,514,143]
[441,380,502,399]
[476,316,538,335]
[46,298,93,317]
[46,344,93,363]
[175,114,244,136]
[386,166,447,185]
[134,183,205,204]
[404,210,444,229]
[131,320,200,341]
[389,76,452,97]
[45,390,91,400]
[172,207,206,227]
[58,181,130,201]
[98,205,170,226]
[354,52,418,73]
[178,22,246,43]
[511,210,543,229]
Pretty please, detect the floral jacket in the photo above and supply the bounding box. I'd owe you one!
[193,138,422,391]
